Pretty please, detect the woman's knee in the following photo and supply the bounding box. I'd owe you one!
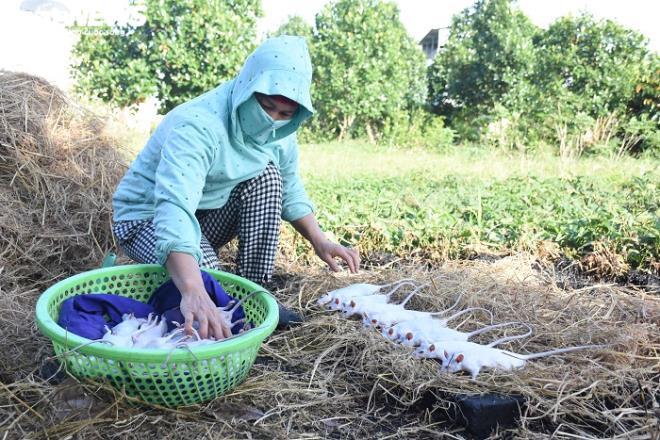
[112,219,159,264]
[258,163,283,193]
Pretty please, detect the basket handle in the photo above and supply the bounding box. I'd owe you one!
[101,252,117,268]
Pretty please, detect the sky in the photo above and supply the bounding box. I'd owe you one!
[0,0,657,91]
[5,0,658,43]
[260,0,659,45]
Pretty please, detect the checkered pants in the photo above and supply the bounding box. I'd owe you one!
[112,163,283,284]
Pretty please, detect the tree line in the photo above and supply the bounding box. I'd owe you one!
[72,0,658,156]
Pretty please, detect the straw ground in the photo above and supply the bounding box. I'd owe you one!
[0,73,658,439]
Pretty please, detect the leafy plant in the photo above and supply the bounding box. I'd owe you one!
[311,0,427,141]
[71,0,262,112]
[532,14,650,119]
[301,167,659,270]
[270,15,314,40]
[428,4,656,155]
[381,108,455,150]
[428,0,537,124]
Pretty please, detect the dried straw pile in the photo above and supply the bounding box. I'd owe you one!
[0,71,125,288]
[0,71,125,431]
[0,73,657,439]
[6,262,658,439]
[232,261,658,439]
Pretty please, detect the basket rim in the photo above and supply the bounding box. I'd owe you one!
[35,264,279,363]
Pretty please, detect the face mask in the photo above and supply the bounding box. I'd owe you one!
[237,94,292,145]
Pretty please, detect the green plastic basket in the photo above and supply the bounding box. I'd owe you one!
[35,264,279,407]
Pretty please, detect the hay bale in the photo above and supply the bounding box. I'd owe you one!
[0,71,125,405]
[0,71,125,287]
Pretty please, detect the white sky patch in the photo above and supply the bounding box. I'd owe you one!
[259,0,659,46]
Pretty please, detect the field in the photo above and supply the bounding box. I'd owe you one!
[0,74,658,439]
[295,141,659,277]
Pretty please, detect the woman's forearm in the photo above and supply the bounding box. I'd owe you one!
[165,252,205,293]
[290,212,327,248]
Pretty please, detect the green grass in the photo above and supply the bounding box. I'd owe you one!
[299,141,659,269]
[299,140,659,181]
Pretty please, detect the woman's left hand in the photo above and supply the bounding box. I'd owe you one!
[313,240,361,273]
[290,213,360,273]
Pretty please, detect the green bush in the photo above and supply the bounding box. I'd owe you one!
[270,15,314,40]
[428,0,537,124]
[532,14,650,119]
[627,55,659,122]
[71,23,157,108]
[381,109,455,150]
[311,0,427,141]
[618,115,660,157]
[71,0,261,112]
[429,3,657,156]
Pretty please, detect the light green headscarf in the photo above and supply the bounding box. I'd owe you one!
[229,35,314,147]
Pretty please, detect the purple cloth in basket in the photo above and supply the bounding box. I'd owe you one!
[147,271,246,334]
[58,294,154,340]
[57,271,246,339]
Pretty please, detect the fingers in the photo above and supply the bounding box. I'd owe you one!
[208,308,232,340]
[187,312,231,340]
[324,254,341,272]
[197,315,209,339]
[354,249,361,272]
[221,321,233,339]
[337,247,355,273]
[181,292,236,340]
[327,245,361,273]
[183,312,194,336]
[208,318,225,341]
[344,247,361,273]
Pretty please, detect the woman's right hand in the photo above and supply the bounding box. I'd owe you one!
[179,290,231,340]
[166,252,232,340]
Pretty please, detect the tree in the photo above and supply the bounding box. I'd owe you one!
[518,13,657,154]
[627,54,659,122]
[428,0,537,121]
[72,0,262,111]
[532,13,651,118]
[72,23,157,108]
[270,15,313,40]
[311,0,427,140]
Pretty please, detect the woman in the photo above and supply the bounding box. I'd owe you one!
[112,36,360,340]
